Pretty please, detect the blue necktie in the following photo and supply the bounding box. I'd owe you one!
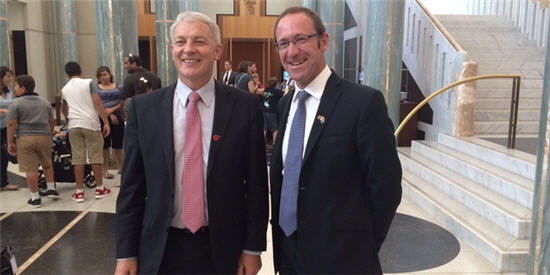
[280,90,310,236]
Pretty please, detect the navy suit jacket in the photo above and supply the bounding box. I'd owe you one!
[116,81,268,274]
[270,72,402,274]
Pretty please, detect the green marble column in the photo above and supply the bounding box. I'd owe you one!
[528,26,550,275]
[94,0,138,85]
[318,0,344,77]
[155,0,198,86]
[362,0,404,128]
[52,0,78,88]
[302,0,319,12]
[0,0,10,68]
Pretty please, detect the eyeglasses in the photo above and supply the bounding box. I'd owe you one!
[275,33,320,51]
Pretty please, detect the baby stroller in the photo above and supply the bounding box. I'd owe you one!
[38,129,96,194]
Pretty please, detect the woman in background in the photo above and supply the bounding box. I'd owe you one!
[95,66,124,179]
[0,66,18,191]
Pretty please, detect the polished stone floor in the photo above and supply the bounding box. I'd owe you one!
[0,163,525,274]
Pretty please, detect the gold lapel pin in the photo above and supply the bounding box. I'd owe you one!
[316,115,326,124]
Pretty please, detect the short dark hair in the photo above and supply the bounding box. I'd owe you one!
[237,61,250,73]
[96,66,114,83]
[65,61,82,76]
[267,77,278,88]
[15,75,35,94]
[273,6,326,42]
[126,53,142,67]
[225,60,232,65]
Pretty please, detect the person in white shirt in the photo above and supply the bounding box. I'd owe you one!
[61,61,111,203]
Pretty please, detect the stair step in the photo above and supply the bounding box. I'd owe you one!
[399,148,531,238]
[437,134,536,180]
[410,141,534,208]
[475,109,541,121]
[401,165,528,271]
[475,121,539,135]
[477,88,542,99]
[476,98,541,110]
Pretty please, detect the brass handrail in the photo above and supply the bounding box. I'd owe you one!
[395,74,522,148]
[415,0,463,52]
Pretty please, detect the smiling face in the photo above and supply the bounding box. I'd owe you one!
[1,72,13,88]
[170,20,222,90]
[275,12,328,89]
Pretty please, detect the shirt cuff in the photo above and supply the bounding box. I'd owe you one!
[116,257,137,262]
[242,250,262,256]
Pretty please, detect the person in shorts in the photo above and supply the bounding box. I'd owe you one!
[6,75,58,207]
[61,61,111,202]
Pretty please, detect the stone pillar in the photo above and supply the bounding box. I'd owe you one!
[528,25,550,275]
[302,0,319,12]
[318,0,344,77]
[155,0,198,86]
[94,0,138,85]
[0,0,10,68]
[52,0,78,89]
[453,62,478,137]
[362,0,405,128]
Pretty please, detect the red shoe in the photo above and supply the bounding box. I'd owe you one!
[72,191,84,203]
[95,186,112,199]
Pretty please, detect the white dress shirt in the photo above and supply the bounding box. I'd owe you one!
[171,78,216,228]
[282,65,332,167]
[223,70,232,85]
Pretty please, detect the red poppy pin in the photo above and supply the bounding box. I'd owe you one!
[213,134,221,142]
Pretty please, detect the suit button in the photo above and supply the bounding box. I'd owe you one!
[299,220,305,225]
[299,186,306,190]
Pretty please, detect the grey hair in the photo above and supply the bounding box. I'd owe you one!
[169,11,221,45]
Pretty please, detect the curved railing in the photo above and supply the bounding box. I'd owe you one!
[395,74,522,148]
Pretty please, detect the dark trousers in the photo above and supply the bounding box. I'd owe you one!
[158,227,215,275]
[277,225,302,275]
[1,128,8,187]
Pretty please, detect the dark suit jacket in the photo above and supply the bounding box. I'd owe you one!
[116,81,268,274]
[221,70,237,86]
[270,72,402,274]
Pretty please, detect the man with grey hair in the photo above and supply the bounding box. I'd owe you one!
[115,11,268,275]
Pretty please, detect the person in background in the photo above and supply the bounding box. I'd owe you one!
[262,77,283,146]
[0,66,18,191]
[120,54,161,119]
[251,73,264,95]
[61,61,111,203]
[221,60,237,86]
[235,61,255,93]
[6,75,58,207]
[95,66,124,179]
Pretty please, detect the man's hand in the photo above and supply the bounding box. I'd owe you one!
[7,142,16,156]
[114,259,137,275]
[103,123,111,137]
[237,253,261,275]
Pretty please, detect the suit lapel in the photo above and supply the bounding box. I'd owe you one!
[302,73,343,164]
[272,89,295,173]
[161,84,177,186]
[207,82,234,178]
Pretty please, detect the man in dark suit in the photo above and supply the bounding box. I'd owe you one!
[115,11,268,275]
[270,7,402,274]
[222,60,237,86]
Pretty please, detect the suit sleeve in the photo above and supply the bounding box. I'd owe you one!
[357,91,402,251]
[116,98,147,259]
[243,96,269,251]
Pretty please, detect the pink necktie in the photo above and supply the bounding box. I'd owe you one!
[181,91,205,233]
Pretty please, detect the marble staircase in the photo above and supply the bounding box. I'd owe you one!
[398,133,536,271]
[435,15,546,136]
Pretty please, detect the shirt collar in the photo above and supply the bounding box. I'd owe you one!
[292,65,331,102]
[175,77,215,108]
